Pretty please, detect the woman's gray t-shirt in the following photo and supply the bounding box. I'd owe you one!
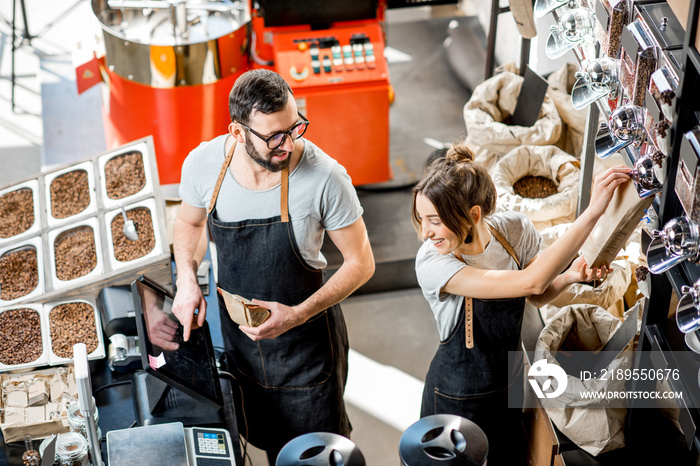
[178,135,363,269]
[415,211,542,341]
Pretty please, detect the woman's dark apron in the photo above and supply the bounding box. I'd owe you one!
[420,224,526,465]
[206,141,350,459]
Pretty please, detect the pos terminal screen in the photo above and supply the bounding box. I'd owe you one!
[131,276,223,409]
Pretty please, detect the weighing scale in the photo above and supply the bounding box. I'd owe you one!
[107,422,237,466]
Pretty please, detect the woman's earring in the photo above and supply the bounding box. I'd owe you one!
[464,234,473,244]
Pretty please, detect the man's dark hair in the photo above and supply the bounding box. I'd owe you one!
[229,69,293,125]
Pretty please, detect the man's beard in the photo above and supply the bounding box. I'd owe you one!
[245,136,291,173]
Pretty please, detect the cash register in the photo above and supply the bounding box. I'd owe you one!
[105,276,239,465]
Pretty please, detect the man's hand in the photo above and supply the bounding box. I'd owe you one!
[172,279,207,342]
[565,256,612,285]
[238,299,305,341]
[148,309,181,351]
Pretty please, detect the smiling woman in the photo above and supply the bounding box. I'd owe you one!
[410,142,630,466]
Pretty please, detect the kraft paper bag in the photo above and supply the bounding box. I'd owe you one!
[217,287,270,327]
[580,179,653,268]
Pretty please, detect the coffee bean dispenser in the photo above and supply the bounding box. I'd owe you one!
[620,20,658,106]
[647,216,700,274]
[546,7,597,58]
[675,127,700,224]
[48,217,105,291]
[571,57,622,109]
[0,180,42,248]
[44,161,98,228]
[594,104,646,158]
[594,0,629,58]
[629,152,664,198]
[0,237,45,306]
[534,0,570,18]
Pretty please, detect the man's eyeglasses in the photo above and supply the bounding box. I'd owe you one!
[239,112,309,150]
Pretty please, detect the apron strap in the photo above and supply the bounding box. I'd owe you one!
[487,223,521,269]
[207,138,237,215]
[207,138,290,223]
[463,222,522,349]
[464,297,474,349]
[281,166,289,223]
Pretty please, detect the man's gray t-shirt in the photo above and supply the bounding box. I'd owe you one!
[178,135,363,269]
[415,211,542,341]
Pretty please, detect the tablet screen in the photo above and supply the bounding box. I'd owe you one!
[131,275,222,409]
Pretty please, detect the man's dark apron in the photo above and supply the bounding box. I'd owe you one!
[420,224,526,465]
[206,141,350,459]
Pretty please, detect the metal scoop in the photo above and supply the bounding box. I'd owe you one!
[120,205,139,241]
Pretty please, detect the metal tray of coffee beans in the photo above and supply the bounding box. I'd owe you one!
[97,140,155,211]
[44,298,106,366]
[0,237,45,307]
[0,179,42,249]
[47,217,105,291]
[43,161,98,229]
[0,304,50,372]
[104,198,167,270]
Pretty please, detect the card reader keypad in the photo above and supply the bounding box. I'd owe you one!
[194,429,229,457]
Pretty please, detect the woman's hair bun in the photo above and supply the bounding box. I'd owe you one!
[445,143,475,164]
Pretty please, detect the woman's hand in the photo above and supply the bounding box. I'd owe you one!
[565,256,612,285]
[585,166,631,219]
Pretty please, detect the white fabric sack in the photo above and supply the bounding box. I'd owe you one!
[534,303,642,456]
[463,71,562,171]
[492,145,579,230]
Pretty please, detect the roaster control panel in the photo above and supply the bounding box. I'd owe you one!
[272,23,388,88]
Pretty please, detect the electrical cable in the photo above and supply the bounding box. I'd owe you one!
[92,380,133,395]
[217,369,251,465]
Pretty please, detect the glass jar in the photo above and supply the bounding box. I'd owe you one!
[55,432,89,466]
[67,399,101,440]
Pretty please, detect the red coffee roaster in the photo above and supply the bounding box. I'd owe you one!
[89,0,250,186]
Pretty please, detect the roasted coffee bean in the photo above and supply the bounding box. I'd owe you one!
[650,150,666,168]
[50,170,90,219]
[635,265,649,282]
[607,4,627,58]
[633,51,656,107]
[513,176,558,199]
[0,248,38,301]
[110,207,156,262]
[49,302,98,359]
[0,308,42,365]
[104,151,146,200]
[654,119,670,139]
[659,89,675,106]
[0,188,34,238]
[54,226,97,281]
